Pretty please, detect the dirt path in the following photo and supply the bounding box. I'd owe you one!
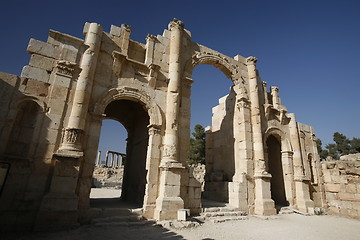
[3,214,360,240]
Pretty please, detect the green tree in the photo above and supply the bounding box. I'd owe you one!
[350,137,360,153]
[315,138,328,160]
[333,132,351,156]
[189,124,205,165]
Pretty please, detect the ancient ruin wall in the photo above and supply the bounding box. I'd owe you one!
[321,153,360,219]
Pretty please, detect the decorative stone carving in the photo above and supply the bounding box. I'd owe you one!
[168,18,184,30]
[146,34,157,42]
[236,97,251,110]
[62,128,84,145]
[246,56,258,65]
[148,124,161,135]
[121,24,132,32]
[55,60,77,77]
[163,144,177,158]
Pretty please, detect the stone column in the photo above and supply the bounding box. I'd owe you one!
[143,125,162,219]
[288,113,314,213]
[145,34,156,65]
[247,56,275,215]
[155,19,185,220]
[281,151,295,206]
[271,86,280,109]
[57,23,103,157]
[229,84,253,211]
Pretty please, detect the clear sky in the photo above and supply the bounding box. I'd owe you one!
[1,0,359,155]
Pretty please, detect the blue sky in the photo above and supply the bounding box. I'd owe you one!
[1,0,359,155]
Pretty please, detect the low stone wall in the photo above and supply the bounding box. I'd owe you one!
[321,153,360,219]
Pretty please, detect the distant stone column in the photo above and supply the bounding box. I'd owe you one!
[96,151,101,165]
[247,56,275,215]
[288,113,314,213]
[57,23,103,157]
[155,19,185,220]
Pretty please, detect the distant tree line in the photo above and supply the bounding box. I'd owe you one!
[316,132,360,160]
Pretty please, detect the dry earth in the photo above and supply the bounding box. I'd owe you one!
[3,188,360,240]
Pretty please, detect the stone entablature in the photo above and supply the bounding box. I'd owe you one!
[0,19,325,230]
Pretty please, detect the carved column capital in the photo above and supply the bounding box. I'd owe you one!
[148,124,161,135]
[271,86,279,92]
[236,97,251,110]
[168,18,184,30]
[55,60,78,77]
[246,56,258,65]
[146,34,157,42]
[121,24,132,32]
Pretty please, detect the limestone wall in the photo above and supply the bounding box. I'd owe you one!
[322,153,360,219]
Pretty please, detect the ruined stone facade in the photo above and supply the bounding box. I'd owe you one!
[0,20,325,230]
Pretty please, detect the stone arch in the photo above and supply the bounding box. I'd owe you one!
[93,87,163,127]
[12,96,48,113]
[264,127,292,152]
[184,51,248,99]
[188,51,236,79]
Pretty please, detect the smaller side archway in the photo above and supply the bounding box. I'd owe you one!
[264,128,295,209]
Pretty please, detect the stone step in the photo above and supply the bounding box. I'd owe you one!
[94,220,156,227]
[202,211,246,218]
[203,207,239,213]
[210,216,248,224]
[92,214,144,224]
[279,207,294,215]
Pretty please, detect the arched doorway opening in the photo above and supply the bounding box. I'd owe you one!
[90,99,149,208]
[90,120,126,203]
[190,64,234,207]
[266,135,288,210]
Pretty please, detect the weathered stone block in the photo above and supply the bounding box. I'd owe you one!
[346,184,357,194]
[29,54,55,71]
[23,78,50,96]
[27,38,58,58]
[110,25,122,37]
[338,192,355,201]
[21,65,50,83]
[325,183,341,193]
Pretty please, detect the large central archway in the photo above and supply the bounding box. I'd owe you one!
[104,100,149,205]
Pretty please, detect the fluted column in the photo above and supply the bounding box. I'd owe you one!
[247,56,275,215]
[155,19,185,220]
[57,23,103,157]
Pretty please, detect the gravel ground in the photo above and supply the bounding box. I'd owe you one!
[3,213,360,240]
[3,189,360,240]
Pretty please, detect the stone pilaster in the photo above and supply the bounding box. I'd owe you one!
[143,125,162,219]
[155,19,185,220]
[56,23,103,158]
[229,84,253,211]
[281,150,295,206]
[247,56,275,215]
[288,113,314,213]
